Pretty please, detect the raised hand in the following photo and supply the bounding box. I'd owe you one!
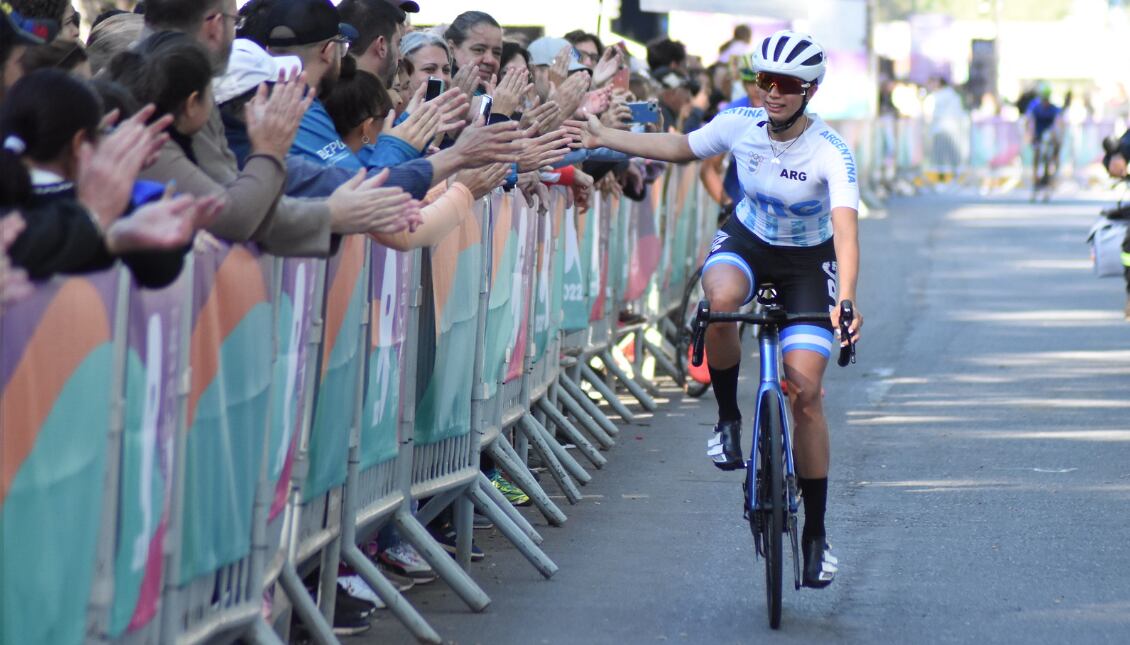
[245,69,315,161]
[491,67,533,117]
[600,97,633,129]
[590,47,623,88]
[454,162,512,200]
[517,172,550,211]
[327,169,419,235]
[580,86,612,117]
[547,73,592,130]
[452,63,481,103]
[562,113,606,150]
[449,118,524,168]
[548,45,571,91]
[516,128,572,173]
[520,97,560,133]
[104,192,222,254]
[78,104,174,229]
[0,212,33,309]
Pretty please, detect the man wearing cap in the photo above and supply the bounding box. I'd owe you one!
[1,1,58,97]
[527,36,589,102]
[338,0,405,88]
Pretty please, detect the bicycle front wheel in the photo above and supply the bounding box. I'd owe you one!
[759,394,784,629]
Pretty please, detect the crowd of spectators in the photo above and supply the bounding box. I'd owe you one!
[0,0,727,635]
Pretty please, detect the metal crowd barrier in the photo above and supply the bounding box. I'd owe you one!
[2,157,726,644]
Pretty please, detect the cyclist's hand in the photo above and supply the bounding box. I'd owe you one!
[831,300,862,346]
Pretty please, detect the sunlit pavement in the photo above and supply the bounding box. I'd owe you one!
[358,186,1130,644]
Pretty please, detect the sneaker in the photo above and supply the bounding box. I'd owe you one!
[473,512,494,530]
[489,470,531,506]
[801,537,838,589]
[331,595,372,636]
[338,575,385,610]
[378,543,437,584]
[335,584,377,617]
[374,562,416,591]
[428,523,485,562]
[706,419,743,471]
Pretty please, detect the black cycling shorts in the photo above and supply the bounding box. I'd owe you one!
[703,217,838,357]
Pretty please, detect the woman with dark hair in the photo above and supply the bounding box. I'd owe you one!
[20,38,91,77]
[110,32,216,161]
[445,10,502,88]
[500,41,531,80]
[0,69,221,286]
[322,55,394,153]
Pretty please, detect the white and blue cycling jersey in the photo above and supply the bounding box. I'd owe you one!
[688,107,859,247]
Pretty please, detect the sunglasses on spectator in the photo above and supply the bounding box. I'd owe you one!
[755,72,811,95]
[66,10,80,28]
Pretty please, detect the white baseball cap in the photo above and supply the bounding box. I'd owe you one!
[213,38,304,105]
[527,37,589,72]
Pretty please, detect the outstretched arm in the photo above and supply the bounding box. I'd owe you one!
[563,114,698,163]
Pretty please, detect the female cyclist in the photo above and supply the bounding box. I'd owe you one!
[566,30,862,589]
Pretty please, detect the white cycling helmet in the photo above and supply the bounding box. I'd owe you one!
[753,30,826,85]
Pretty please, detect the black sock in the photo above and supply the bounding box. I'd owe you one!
[798,477,828,540]
[708,362,742,422]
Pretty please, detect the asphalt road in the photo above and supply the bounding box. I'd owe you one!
[359,189,1130,644]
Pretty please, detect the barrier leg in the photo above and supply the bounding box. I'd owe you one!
[489,439,567,526]
[536,397,609,466]
[518,414,583,504]
[476,470,543,544]
[467,484,558,579]
[317,534,342,627]
[642,337,680,384]
[394,510,491,612]
[278,563,337,645]
[341,544,442,644]
[453,495,475,570]
[523,412,590,485]
[557,376,620,438]
[542,390,614,451]
[250,616,286,645]
[600,349,658,411]
[578,362,636,421]
[412,488,462,528]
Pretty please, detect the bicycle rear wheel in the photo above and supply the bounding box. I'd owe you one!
[758,394,784,629]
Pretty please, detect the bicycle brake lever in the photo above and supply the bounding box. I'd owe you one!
[691,299,709,367]
[837,300,855,368]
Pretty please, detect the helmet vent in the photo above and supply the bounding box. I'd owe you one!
[801,53,824,66]
[773,37,788,61]
[784,40,812,63]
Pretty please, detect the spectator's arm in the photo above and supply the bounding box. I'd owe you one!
[371,182,474,251]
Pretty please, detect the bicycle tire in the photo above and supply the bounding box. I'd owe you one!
[677,266,710,397]
[760,394,784,629]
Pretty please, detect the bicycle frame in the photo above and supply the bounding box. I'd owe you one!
[746,323,799,517]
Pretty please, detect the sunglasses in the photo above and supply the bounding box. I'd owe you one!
[755,72,811,95]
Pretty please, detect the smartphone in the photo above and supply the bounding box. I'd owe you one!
[626,100,660,124]
[478,94,494,121]
[425,76,444,101]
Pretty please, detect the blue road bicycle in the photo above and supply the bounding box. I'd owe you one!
[690,286,855,629]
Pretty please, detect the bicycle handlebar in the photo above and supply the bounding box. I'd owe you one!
[690,299,857,368]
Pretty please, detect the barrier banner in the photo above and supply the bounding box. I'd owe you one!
[531,193,562,361]
[589,193,615,323]
[1,270,120,645]
[268,258,321,518]
[627,172,663,302]
[306,236,368,500]
[560,200,588,332]
[180,245,273,583]
[415,200,483,445]
[360,242,410,469]
[482,190,518,395]
[505,195,538,383]
[110,270,188,636]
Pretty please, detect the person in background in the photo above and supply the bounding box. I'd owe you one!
[400,29,452,98]
[445,10,502,93]
[21,36,90,76]
[1102,129,1130,321]
[700,54,761,220]
[717,24,752,63]
[2,2,57,97]
[85,11,143,75]
[9,0,77,41]
[924,75,966,187]
[564,29,602,69]
[646,36,685,71]
[337,0,405,88]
